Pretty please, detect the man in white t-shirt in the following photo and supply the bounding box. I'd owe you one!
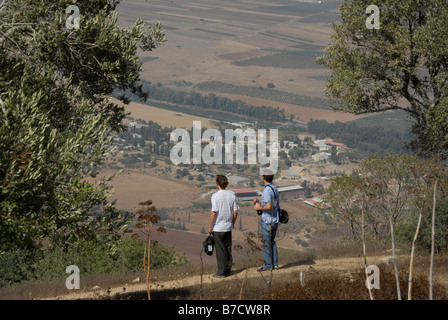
[208,175,239,278]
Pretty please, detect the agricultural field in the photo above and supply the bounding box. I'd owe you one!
[116,0,350,122]
[106,0,367,256]
[232,50,327,69]
[119,98,214,129]
[193,81,333,110]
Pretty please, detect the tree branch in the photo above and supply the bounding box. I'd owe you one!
[0,97,8,126]
[0,0,10,12]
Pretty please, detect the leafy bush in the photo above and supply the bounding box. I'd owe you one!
[31,241,116,280]
[0,248,37,287]
[150,242,188,269]
[396,197,448,253]
[0,237,188,287]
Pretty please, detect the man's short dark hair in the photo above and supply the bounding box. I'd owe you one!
[216,174,229,189]
[263,175,274,183]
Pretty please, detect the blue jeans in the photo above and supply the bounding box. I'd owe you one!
[260,221,278,269]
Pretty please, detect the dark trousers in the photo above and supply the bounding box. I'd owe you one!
[213,231,232,276]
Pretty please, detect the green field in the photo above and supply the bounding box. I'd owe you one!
[347,109,413,135]
[194,81,332,110]
[232,50,326,69]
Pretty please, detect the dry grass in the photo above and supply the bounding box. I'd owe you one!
[314,239,390,260]
[265,263,448,300]
[98,259,448,300]
[4,250,448,300]
[0,272,144,300]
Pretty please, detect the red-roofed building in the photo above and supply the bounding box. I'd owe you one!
[232,189,259,198]
[325,141,345,147]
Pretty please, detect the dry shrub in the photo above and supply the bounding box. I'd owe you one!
[265,264,448,300]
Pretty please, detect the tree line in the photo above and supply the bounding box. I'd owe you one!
[307,119,411,155]
[137,80,288,122]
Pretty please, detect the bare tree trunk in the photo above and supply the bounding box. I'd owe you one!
[389,214,401,300]
[0,97,8,126]
[361,208,374,300]
[0,0,11,12]
[146,232,151,300]
[408,209,423,300]
[429,180,437,300]
[143,241,147,271]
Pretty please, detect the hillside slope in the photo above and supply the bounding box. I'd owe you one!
[44,254,394,300]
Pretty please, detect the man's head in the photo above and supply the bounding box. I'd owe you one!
[262,169,274,184]
[262,174,274,184]
[216,174,229,189]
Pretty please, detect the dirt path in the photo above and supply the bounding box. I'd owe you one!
[44,255,392,300]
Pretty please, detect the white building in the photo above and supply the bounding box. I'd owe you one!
[312,152,331,162]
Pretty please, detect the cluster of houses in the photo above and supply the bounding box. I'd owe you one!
[118,119,341,211]
[311,139,345,162]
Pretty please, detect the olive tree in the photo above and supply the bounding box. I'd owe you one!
[319,0,448,159]
[0,0,166,252]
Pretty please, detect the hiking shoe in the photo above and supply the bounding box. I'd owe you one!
[257,266,271,272]
[258,266,278,271]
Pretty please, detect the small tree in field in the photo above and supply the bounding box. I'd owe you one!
[326,154,448,300]
[134,200,166,300]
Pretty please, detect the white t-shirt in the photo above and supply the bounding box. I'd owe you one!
[211,190,239,232]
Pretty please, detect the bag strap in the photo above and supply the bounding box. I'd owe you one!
[265,184,280,218]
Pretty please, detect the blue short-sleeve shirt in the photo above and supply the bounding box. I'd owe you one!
[261,183,279,224]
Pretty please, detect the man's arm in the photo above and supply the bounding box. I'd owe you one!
[232,210,238,227]
[254,187,273,211]
[254,202,272,211]
[208,211,216,234]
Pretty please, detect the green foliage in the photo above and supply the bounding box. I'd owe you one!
[0,237,188,287]
[0,247,37,287]
[31,241,118,279]
[194,81,332,110]
[150,242,188,269]
[325,154,448,252]
[307,119,410,155]
[133,81,288,122]
[233,50,326,69]
[396,189,448,253]
[0,0,165,252]
[294,237,309,248]
[191,201,210,209]
[320,0,448,159]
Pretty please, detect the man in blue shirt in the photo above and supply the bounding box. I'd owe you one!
[253,173,279,271]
